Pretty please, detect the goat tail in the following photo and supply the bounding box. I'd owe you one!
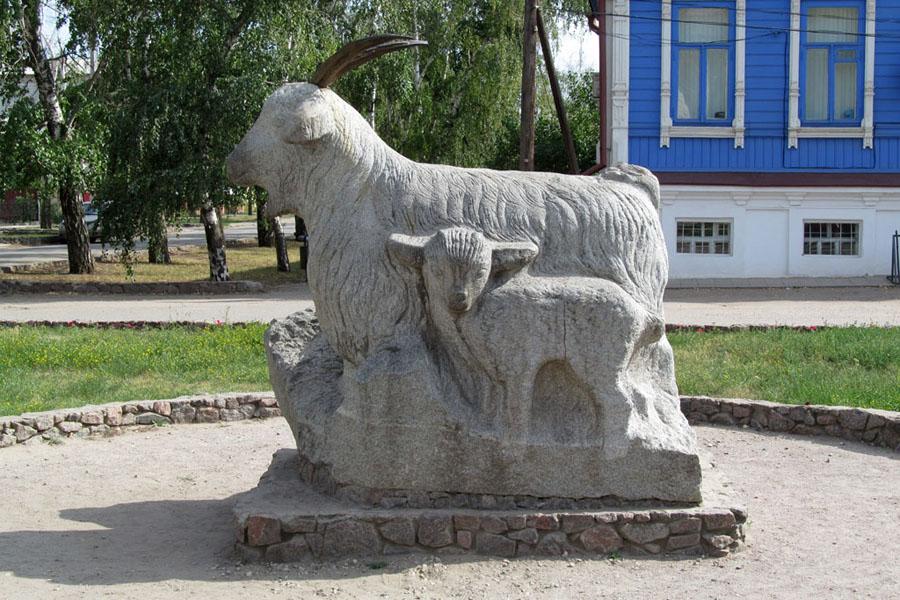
[595,163,661,210]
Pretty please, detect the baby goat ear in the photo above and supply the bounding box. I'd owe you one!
[386,233,429,269]
[282,97,336,145]
[491,241,539,274]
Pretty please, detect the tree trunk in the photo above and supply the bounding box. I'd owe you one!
[296,217,309,283]
[200,202,229,281]
[518,0,539,171]
[147,214,171,264]
[294,216,304,241]
[39,190,53,229]
[256,193,274,247]
[59,181,94,274]
[20,0,94,274]
[272,216,290,272]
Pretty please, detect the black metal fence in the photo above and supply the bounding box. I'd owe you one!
[890,230,900,285]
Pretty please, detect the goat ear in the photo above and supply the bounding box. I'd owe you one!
[491,241,539,274]
[386,233,428,269]
[281,98,336,145]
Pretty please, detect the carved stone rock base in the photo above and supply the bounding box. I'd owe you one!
[233,450,746,561]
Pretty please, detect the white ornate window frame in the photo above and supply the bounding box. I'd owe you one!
[788,0,875,148]
[660,0,746,148]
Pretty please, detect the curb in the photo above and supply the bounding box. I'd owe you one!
[0,260,69,274]
[2,392,897,453]
[682,396,900,452]
[0,392,278,448]
[0,280,266,295]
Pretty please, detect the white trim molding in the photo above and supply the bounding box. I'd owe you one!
[610,0,631,163]
[660,0,746,149]
[788,0,876,149]
[660,0,673,147]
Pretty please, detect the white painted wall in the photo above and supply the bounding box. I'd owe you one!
[660,185,900,278]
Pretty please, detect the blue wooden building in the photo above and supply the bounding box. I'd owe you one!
[590,0,900,279]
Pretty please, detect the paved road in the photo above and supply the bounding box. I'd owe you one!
[0,221,295,268]
[2,283,899,326]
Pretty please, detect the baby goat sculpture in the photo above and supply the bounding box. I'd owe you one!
[229,36,702,503]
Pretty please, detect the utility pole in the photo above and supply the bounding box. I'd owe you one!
[536,7,580,174]
[519,0,539,171]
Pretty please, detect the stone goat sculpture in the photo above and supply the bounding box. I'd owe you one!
[230,36,702,503]
[388,227,666,456]
[226,37,669,370]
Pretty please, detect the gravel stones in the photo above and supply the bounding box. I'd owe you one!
[619,522,670,544]
[417,516,454,548]
[379,518,416,546]
[580,525,623,553]
[321,520,381,556]
[475,533,516,557]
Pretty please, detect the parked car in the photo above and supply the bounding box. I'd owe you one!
[58,204,100,242]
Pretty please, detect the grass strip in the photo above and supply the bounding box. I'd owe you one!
[0,325,897,416]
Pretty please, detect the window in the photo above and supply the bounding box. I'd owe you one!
[676,221,732,255]
[672,4,733,124]
[803,222,860,255]
[801,4,864,124]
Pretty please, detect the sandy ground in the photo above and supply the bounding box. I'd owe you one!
[0,419,897,599]
[2,284,900,326]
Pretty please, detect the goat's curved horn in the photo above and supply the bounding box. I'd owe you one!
[311,35,428,88]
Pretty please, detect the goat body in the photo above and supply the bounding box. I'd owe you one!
[228,84,668,369]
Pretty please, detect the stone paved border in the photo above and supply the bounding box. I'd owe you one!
[0,392,278,448]
[233,450,746,561]
[0,280,265,295]
[681,396,900,451]
[3,392,898,452]
[237,504,746,562]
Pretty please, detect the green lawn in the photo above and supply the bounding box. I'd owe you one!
[670,327,900,411]
[0,324,271,416]
[1,325,897,417]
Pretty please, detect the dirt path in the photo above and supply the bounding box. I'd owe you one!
[0,419,897,599]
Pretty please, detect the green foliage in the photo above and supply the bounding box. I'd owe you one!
[0,0,107,204]
[94,0,337,250]
[491,71,598,172]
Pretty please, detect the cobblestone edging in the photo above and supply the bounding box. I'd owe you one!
[681,396,900,452]
[236,506,746,561]
[3,393,898,452]
[0,392,279,448]
[0,280,265,295]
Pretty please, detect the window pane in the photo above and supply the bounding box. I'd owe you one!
[805,48,828,120]
[707,48,729,119]
[679,8,729,43]
[834,61,857,120]
[808,7,858,44]
[677,49,700,119]
[803,222,860,256]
